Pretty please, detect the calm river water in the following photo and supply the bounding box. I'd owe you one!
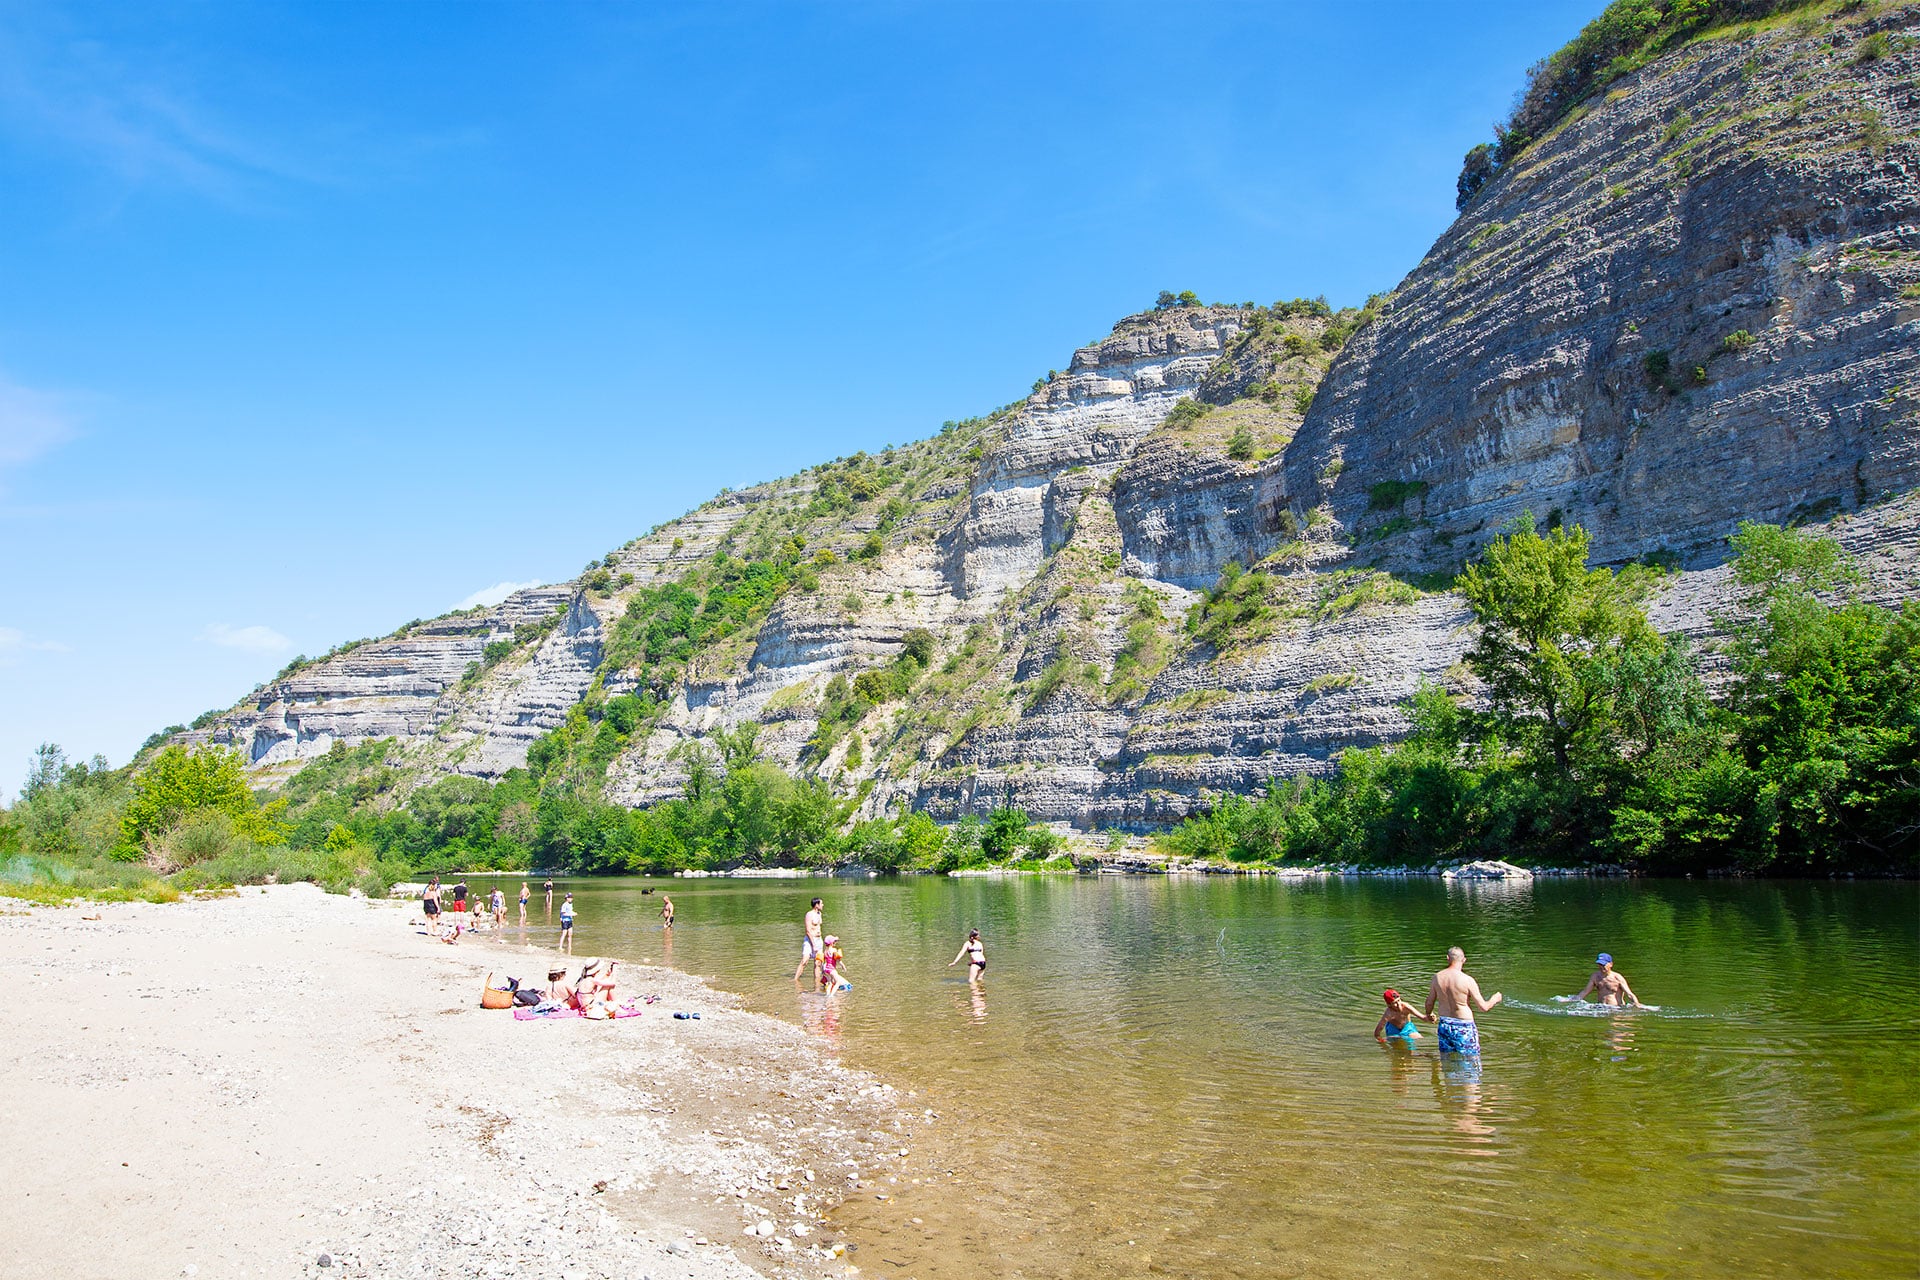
[514,873,1917,1280]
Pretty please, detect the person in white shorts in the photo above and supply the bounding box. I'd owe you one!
[793,897,824,986]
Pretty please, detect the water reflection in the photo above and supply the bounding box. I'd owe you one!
[797,991,843,1046]
[1379,1037,1420,1095]
[1442,875,1535,907]
[1606,1014,1639,1062]
[1431,1054,1495,1141]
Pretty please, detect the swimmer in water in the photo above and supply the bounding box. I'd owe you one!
[1576,953,1643,1008]
[1375,988,1434,1041]
[948,929,986,982]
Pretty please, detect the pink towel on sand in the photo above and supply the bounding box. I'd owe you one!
[513,1001,643,1022]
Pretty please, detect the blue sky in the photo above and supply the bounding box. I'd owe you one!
[0,1,1604,788]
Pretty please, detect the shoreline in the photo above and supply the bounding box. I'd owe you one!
[0,885,915,1280]
[405,859,1912,883]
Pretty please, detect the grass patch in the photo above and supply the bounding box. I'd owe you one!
[1368,480,1429,510]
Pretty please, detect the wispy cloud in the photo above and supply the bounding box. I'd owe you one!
[201,623,292,654]
[454,580,544,611]
[0,9,330,204]
[0,626,69,666]
[0,372,77,489]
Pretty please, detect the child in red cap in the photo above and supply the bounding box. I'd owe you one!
[1375,987,1434,1041]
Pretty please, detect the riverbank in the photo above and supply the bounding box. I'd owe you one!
[0,884,916,1280]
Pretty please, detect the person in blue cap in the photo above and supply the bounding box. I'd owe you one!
[1576,953,1643,1008]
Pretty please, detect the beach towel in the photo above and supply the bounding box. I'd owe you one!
[514,1000,644,1022]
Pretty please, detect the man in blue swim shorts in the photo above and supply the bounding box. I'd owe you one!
[1425,946,1502,1055]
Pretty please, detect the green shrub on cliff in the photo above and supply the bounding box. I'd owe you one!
[1164,399,1212,430]
[1454,0,1829,209]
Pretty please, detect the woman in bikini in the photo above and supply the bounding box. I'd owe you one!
[949,929,986,982]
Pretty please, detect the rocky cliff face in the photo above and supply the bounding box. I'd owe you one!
[181,4,1920,831]
[1274,5,1920,575]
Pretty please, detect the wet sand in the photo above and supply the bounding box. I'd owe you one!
[0,884,919,1280]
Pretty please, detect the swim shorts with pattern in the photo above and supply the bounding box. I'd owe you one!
[1436,1016,1481,1055]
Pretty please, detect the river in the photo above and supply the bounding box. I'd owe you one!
[502,872,1918,1279]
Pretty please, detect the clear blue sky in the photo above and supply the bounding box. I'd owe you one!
[0,1,1604,789]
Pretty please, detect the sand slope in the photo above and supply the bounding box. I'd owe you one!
[0,885,900,1279]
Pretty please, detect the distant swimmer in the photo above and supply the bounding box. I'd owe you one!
[661,894,675,929]
[1425,946,1502,1055]
[1375,988,1434,1042]
[1576,953,1643,1008]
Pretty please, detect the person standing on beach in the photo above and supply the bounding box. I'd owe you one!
[1576,953,1644,1008]
[451,881,468,915]
[559,893,576,954]
[518,882,530,925]
[490,887,506,927]
[421,876,443,938]
[794,897,824,986]
[949,929,986,982]
[1425,947,1502,1055]
[660,894,674,929]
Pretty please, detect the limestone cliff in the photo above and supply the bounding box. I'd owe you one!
[179,4,1920,831]
[1274,3,1920,574]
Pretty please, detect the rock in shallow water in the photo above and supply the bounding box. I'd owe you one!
[1444,860,1532,881]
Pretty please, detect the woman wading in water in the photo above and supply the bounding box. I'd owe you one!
[949,929,986,982]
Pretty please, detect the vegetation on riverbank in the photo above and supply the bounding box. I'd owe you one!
[7,517,1909,898]
[1161,520,1918,875]
[0,726,1075,900]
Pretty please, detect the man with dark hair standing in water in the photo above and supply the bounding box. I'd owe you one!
[1425,946,1502,1055]
[794,897,824,986]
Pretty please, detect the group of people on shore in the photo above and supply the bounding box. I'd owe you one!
[419,875,566,944]
[531,956,625,1018]
[1375,948,1644,1054]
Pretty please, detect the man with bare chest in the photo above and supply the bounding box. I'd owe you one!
[1576,953,1643,1008]
[1425,946,1502,1055]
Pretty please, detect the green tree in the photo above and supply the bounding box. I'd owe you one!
[1724,523,1919,868]
[1457,520,1666,776]
[119,746,288,857]
[982,806,1030,861]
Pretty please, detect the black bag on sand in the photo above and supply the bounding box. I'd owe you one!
[513,988,542,1006]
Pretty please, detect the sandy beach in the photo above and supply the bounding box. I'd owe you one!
[0,885,917,1280]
